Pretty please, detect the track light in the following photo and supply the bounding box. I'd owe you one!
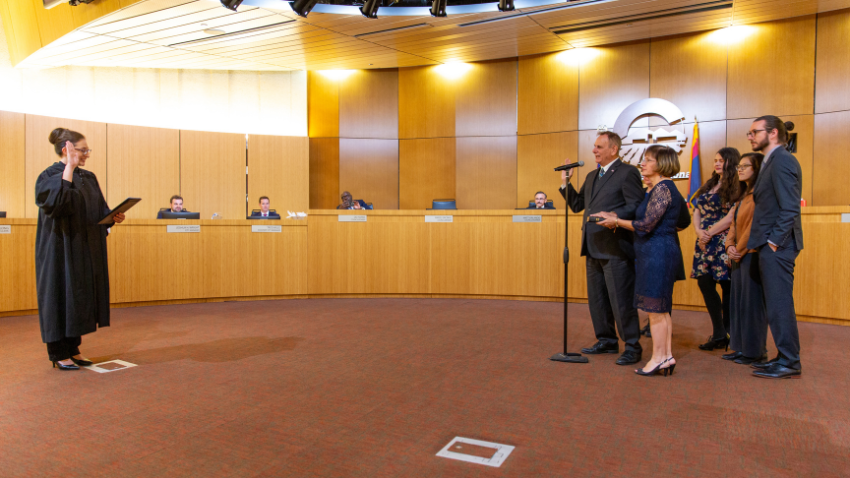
[219,0,243,11]
[290,0,320,17]
[498,0,515,12]
[430,0,447,17]
[360,0,380,19]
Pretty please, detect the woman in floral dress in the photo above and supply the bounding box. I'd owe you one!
[691,147,744,351]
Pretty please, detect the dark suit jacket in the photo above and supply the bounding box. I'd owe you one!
[526,204,555,210]
[336,200,372,210]
[747,147,804,251]
[250,211,281,218]
[559,159,645,260]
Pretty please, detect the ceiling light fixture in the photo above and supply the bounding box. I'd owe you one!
[498,0,515,12]
[219,0,244,11]
[360,0,381,18]
[291,0,320,17]
[430,0,447,18]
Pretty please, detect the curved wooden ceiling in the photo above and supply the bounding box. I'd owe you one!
[5,0,850,71]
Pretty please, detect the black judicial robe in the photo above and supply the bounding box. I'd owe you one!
[35,162,113,343]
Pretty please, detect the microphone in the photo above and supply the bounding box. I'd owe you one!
[554,160,584,171]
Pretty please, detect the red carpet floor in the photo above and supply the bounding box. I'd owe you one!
[1,299,848,478]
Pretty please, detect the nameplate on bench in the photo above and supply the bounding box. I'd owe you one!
[513,215,542,223]
[339,215,367,222]
[252,225,282,233]
[167,225,201,233]
[0,225,10,234]
[425,215,453,223]
[842,213,850,223]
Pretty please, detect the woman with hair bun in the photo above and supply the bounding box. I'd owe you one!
[35,128,125,370]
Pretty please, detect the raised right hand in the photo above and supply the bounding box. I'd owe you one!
[64,141,81,170]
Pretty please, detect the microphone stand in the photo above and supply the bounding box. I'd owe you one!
[550,178,589,364]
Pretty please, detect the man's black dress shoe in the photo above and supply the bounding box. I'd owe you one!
[734,354,767,365]
[698,335,730,351]
[722,351,743,361]
[750,357,780,370]
[581,342,619,355]
[616,350,641,365]
[752,362,801,379]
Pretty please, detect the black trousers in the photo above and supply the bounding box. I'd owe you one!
[585,256,642,353]
[729,252,768,358]
[697,275,731,339]
[46,336,82,362]
[759,242,801,369]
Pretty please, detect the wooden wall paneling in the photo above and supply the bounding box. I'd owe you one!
[815,9,850,114]
[338,69,399,139]
[179,130,247,220]
[430,221,563,297]
[248,135,309,213]
[25,115,107,218]
[307,215,430,295]
[456,136,517,209]
[398,65,457,139]
[518,52,580,135]
[727,16,816,119]
[578,41,650,131]
[106,124,180,220]
[673,120,727,201]
[307,71,340,138]
[0,111,26,217]
[455,59,518,137]
[309,138,340,209]
[813,111,850,206]
[338,138,399,209]
[794,222,850,320]
[517,132,578,209]
[0,222,37,313]
[0,0,43,66]
[398,138,456,210]
[649,30,728,125]
[727,115,813,204]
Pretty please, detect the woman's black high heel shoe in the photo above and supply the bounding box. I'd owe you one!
[53,361,80,371]
[70,357,93,366]
[661,359,677,376]
[698,335,730,351]
[635,358,669,377]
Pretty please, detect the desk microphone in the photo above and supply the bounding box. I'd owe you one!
[554,160,584,171]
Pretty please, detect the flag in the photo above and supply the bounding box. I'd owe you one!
[687,121,701,208]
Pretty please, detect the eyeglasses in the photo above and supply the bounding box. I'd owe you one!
[75,148,93,154]
[746,129,765,138]
[736,164,752,171]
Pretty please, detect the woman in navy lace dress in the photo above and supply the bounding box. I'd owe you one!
[592,145,683,377]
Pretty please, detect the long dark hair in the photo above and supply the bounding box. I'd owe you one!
[695,147,742,205]
[740,152,764,195]
[48,128,85,157]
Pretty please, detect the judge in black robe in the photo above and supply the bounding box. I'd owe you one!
[35,130,123,368]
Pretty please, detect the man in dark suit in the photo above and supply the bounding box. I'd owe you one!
[251,196,280,218]
[527,191,556,209]
[157,195,191,219]
[745,116,804,379]
[559,131,645,365]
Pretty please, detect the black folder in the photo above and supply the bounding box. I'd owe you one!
[99,198,141,225]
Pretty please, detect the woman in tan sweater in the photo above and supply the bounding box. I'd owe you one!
[724,152,766,364]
